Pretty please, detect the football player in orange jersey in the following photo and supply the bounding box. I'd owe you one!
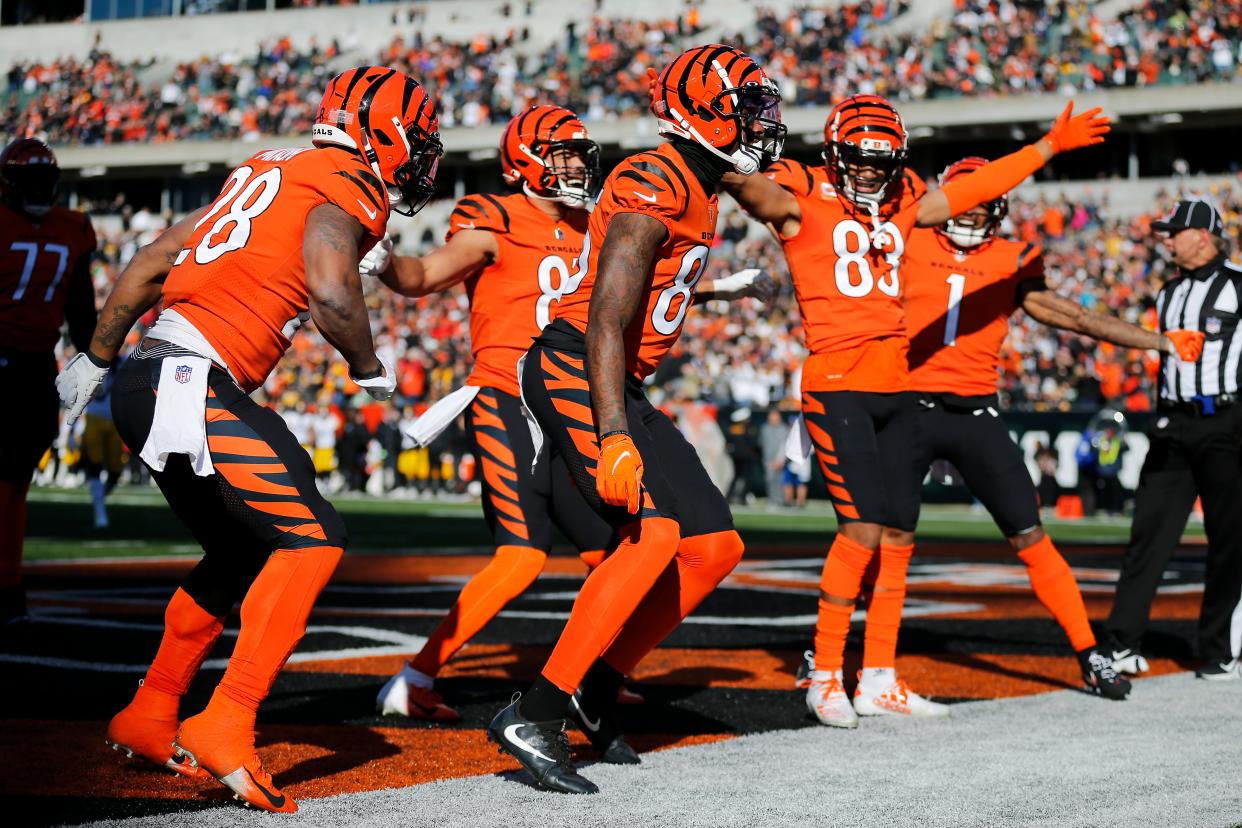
[894,156,1203,700]
[726,95,1111,727]
[482,44,785,794]
[371,103,773,751]
[365,105,620,726]
[54,67,442,812]
[0,137,98,625]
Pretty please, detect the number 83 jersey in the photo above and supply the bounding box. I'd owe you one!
[766,158,926,392]
[162,146,389,392]
[446,192,589,396]
[553,142,717,380]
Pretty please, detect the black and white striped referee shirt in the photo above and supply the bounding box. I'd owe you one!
[1157,255,1242,402]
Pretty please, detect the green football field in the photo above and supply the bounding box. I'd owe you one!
[23,485,1202,560]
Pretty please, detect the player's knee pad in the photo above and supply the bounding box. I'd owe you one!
[578,548,608,570]
[678,530,745,579]
[494,544,548,590]
[821,533,876,600]
[875,544,913,593]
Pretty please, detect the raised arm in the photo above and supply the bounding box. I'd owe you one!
[303,203,386,385]
[721,171,801,238]
[587,212,666,512]
[370,230,499,297]
[1020,284,1202,359]
[89,206,207,364]
[916,102,1111,227]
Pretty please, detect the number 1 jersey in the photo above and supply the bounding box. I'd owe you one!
[162,146,389,392]
[446,192,589,396]
[552,142,717,380]
[903,226,1044,396]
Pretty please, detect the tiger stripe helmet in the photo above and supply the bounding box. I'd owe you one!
[823,94,909,207]
[649,44,786,175]
[500,105,600,209]
[313,66,443,216]
[1,137,59,218]
[938,156,1007,248]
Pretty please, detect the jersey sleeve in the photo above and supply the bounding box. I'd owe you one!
[446,194,511,242]
[1012,242,1047,296]
[313,159,390,239]
[604,151,692,228]
[764,159,815,198]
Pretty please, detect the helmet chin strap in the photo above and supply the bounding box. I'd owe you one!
[659,104,759,175]
[521,180,589,210]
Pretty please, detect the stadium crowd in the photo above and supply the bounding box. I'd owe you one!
[5,0,1242,142]
[66,175,1242,496]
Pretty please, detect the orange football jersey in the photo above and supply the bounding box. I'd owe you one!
[766,159,926,392]
[903,226,1044,396]
[446,192,589,396]
[553,142,717,379]
[162,146,388,392]
[0,203,96,352]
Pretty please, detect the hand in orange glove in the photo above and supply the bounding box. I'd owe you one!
[1165,329,1205,362]
[597,432,644,514]
[1041,102,1111,154]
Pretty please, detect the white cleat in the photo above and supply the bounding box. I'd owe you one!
[806,674,858,729]
[375,667,460,721]
[1110,649,1150,676]
[853,676,950,718]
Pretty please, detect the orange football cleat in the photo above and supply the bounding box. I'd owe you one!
[173,708,297,813]
[105,686,206,779]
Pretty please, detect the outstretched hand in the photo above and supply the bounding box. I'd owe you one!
[1042,102,1111,154]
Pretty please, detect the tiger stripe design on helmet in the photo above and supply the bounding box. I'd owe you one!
[937,156,1008,248]
[823,94,909,208]
[500,105,600,209]
[313,66,443,216]
[649,44,786,175]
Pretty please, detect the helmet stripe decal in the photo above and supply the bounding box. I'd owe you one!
[335,69,367,131]
[357,68,398,139]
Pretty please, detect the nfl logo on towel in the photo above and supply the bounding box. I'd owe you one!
[175,364,193,384]
[1206,317,1223,335]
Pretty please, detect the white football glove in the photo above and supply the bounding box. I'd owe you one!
[56,352,109,427]
[711,268,776,304]
[352,354,396,402]
[359,234,394,278]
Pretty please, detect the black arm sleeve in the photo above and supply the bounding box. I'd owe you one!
[64,254,97,354]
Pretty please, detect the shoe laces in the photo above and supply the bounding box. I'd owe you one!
[536,720,574,769]
[813,676,846,699]
[1087,651,1121,682]
[242,755,278,790]
[883,679,912,704]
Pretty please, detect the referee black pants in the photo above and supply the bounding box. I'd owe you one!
[1106,405,1242,663]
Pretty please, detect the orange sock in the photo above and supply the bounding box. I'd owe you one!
[0,481,29,589]
[1018,535,1096,651]
[542,517,680,693]
[862,543,913,669]
[813,534,876,672]
[216,545,342,711]
[411,544,547,676]
[602,530,744,675]
[142,587,226,699]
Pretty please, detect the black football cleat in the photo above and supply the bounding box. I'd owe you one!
[489,697,598,794]
[1078,648,1131,700]
[1195,658,1240,681]
[569,689,640,765]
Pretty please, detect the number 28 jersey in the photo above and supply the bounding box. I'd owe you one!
[162,146,389,392]
[903,227,1044,396]
[553,142,717,380]
[446,192,589,396]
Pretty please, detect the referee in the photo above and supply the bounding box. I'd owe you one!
[1107,198,1242,681]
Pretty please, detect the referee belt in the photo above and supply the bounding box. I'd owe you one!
[1160,394,1238,417]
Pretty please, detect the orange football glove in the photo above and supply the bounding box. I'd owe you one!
[1165,329,1205,362]
[1041,102,1111,154]
[597,432,644,514]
